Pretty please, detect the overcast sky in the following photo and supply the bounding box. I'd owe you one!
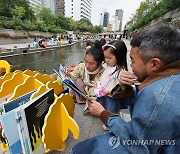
[91,0,145,30]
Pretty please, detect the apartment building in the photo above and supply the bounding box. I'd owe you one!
[42,0,56,14]
[56,0,92,21]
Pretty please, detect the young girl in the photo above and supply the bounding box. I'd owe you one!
[94,40,128,114]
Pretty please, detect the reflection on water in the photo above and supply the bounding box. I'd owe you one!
[2,42,86,74]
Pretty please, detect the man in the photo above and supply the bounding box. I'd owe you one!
[72,24,180,153]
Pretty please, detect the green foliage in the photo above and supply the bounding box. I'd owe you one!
[21,21,37,31]
[0,0,102,35]
[128,0,180,31]
[93,25,104,33]
[0,0,35,20]
[79,18,93,26]
[55,14,69,29]
[76,19,94,32]
[13,6,26,20]
[0,0,13,17]
[38,8,56,25]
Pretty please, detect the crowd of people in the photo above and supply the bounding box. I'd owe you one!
[32,35,74,48]
[64,24,180,153]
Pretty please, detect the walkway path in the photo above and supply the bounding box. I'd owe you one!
[0,39,132,154]
[0,43,33,50]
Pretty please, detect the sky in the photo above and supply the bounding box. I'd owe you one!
[91,0,145,30]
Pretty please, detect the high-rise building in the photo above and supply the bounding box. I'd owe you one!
[56,0,65,15]
[29,0,42,8]
[103,12,109,27]
[99,13,103,25]
[42,0,56,14]
[56,0,92,21]
[115,9,123,31]
[29,0,42,13]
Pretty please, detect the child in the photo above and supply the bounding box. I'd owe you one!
[94,40,128,114]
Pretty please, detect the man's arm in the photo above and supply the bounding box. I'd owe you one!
[87,99,148,153]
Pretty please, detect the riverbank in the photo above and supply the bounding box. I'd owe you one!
[0,40,84,58]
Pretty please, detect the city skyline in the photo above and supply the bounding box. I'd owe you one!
[91,0,145,29]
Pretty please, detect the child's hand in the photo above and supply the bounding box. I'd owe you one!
[66,64,75,75]
[99,90,110,97]
[99,90,106,96]
[68,64,75,72]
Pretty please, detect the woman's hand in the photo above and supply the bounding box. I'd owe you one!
[87,100,105,117]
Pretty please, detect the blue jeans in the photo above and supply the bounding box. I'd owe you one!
[72,133,130,154]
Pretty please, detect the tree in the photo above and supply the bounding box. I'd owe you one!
[127,0,180,31]
[66,18,77,31]
[0,0,14,17]
[0,0,34,20]
[93,25,104,33]
[13,6,26,20]
[79,18,93,26]
[38,8,56,25]
[55,14,70,29]
[76,19,94,32]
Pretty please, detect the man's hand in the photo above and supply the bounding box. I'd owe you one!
[87,100,105,117]
[120,70,138,88]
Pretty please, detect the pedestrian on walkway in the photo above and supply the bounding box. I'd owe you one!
[72,24,180,153]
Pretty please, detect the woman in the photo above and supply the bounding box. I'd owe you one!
[85,40,94,51]
[68,40,105,104]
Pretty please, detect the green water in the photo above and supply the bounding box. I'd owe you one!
[2,42,86,74]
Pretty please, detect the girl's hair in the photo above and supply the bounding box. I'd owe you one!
[86,40,105,64]
[103,40,128,70]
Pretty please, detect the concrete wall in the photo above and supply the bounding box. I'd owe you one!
[0,29,56,45]
[148,8,180,27]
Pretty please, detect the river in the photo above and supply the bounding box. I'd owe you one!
[1,42,86,74]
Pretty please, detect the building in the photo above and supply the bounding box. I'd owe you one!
[56,0,92,21]
[56,0,65,15]
[42,0,56,14]
[103,12,109,27]
[29,0,42,13]
[115,9,123,31]
[110,15,120,31]
[99,13,103,25]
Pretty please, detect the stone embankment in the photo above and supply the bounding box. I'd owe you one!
[0,41,79,58]
[0,29,57,45]
[149,8,180,27]
[0,29,85,58]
